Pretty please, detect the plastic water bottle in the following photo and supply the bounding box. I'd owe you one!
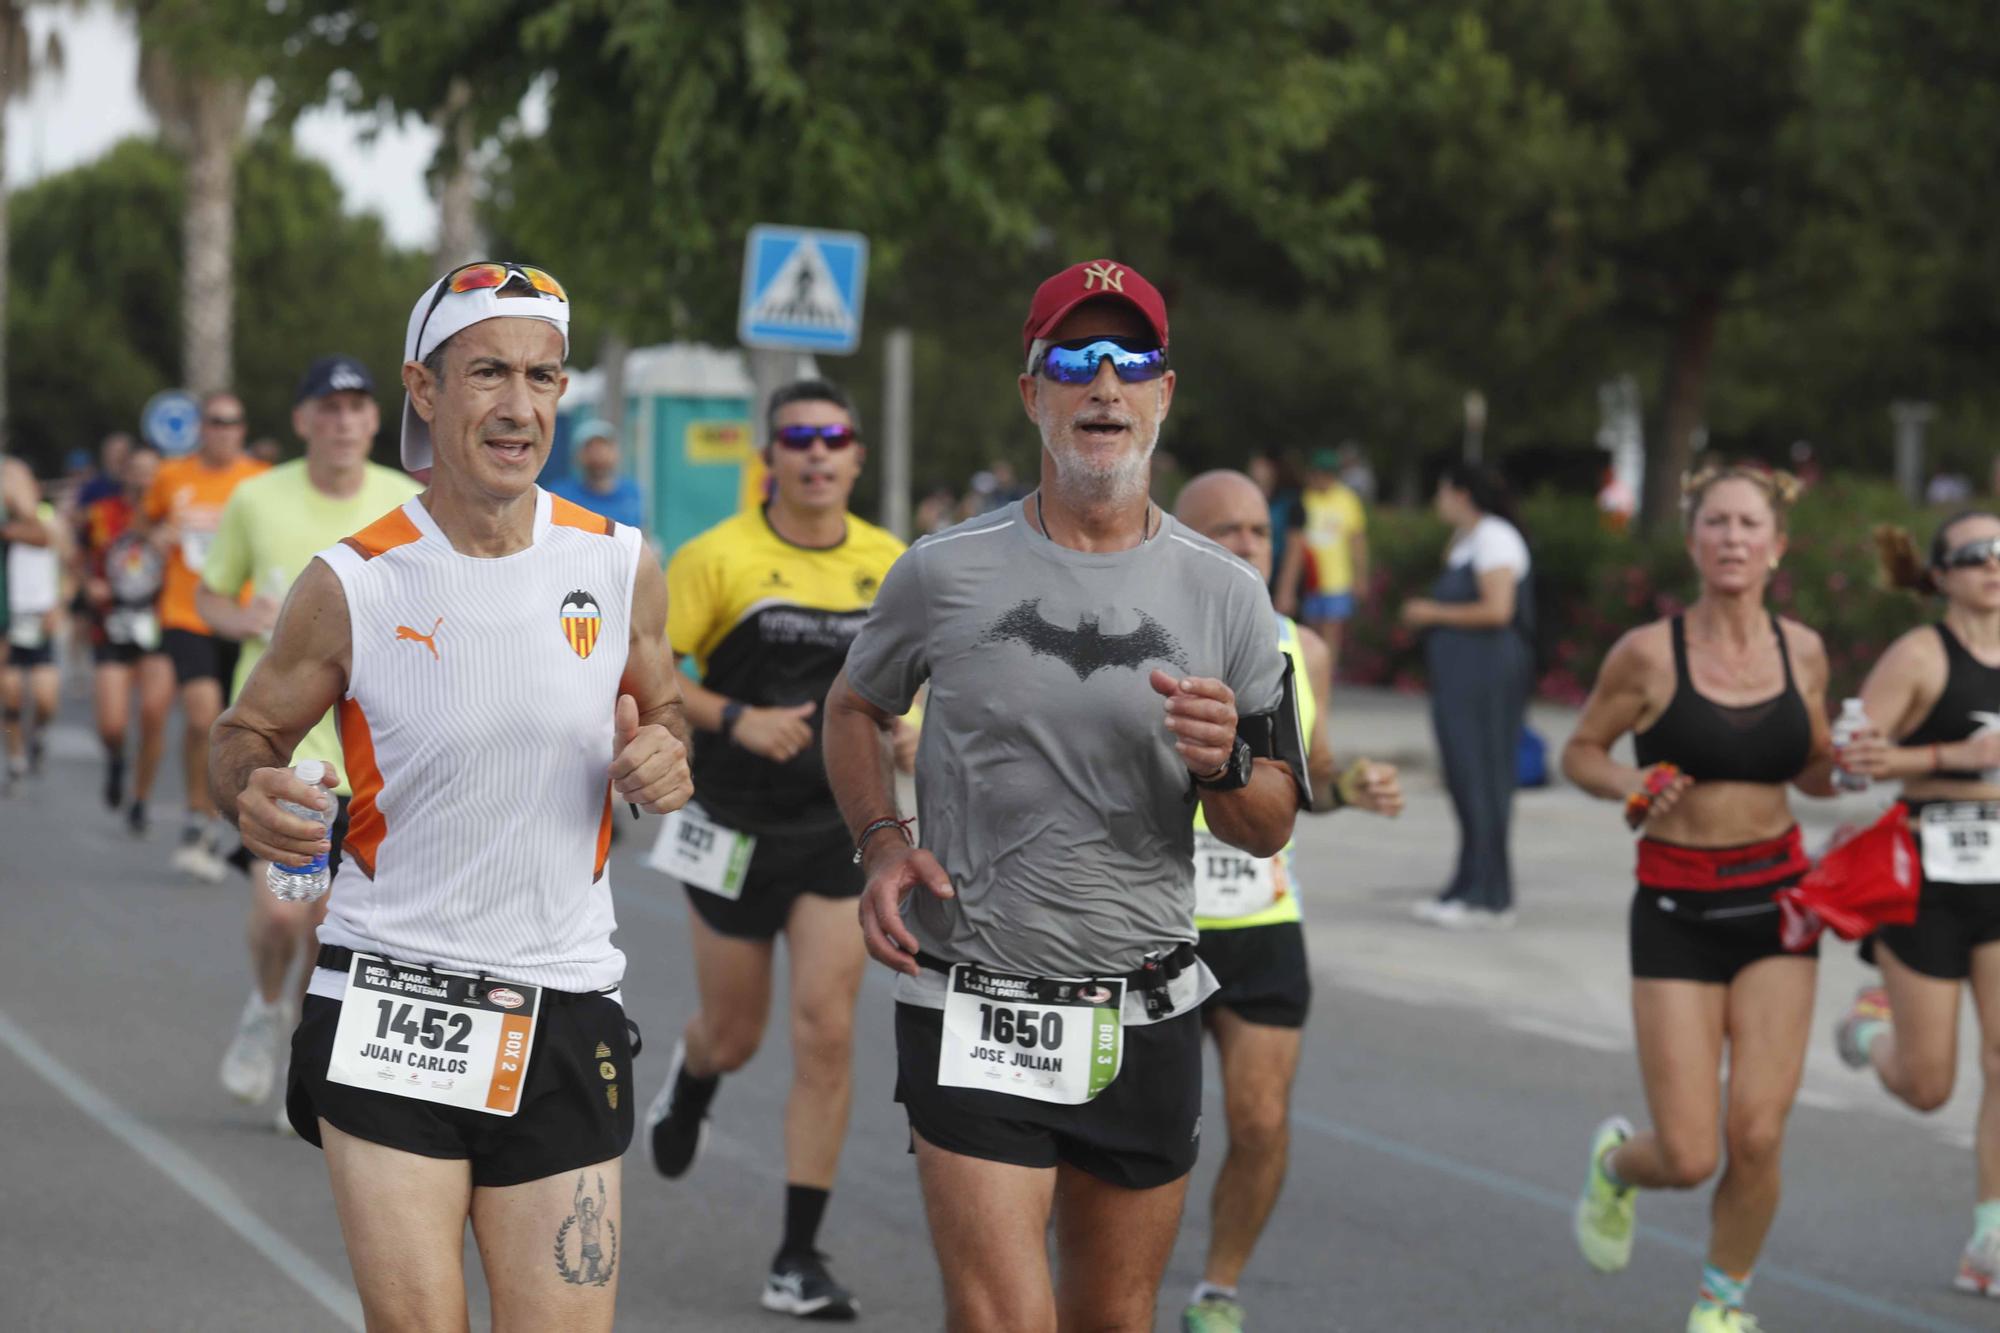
[1833,698,1871,793]
[267,760,334,902]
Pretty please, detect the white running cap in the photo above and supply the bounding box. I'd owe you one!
[399,269,571,474]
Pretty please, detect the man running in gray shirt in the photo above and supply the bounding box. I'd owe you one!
[824,259,1307,1333]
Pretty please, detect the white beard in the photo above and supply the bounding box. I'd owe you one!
[1041,416,1159,508]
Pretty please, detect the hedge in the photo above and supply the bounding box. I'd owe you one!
[1340,479,1964,706]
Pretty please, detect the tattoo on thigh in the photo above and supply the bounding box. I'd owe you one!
[553,1172,617,1286]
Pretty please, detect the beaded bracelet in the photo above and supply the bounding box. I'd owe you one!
[852,815,917,865]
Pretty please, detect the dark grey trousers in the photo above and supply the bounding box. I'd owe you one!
[1427,631,1530,911]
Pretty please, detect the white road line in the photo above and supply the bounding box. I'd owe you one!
[0,1006,363,1332]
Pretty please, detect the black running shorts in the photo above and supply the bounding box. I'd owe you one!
[681,819,864,941]
[1195,922,1312,1028]
[6,642,52,669]
[287,985,639,1187]
[1629,880,1819,984]
[161,628,238,689]
[894,1002,1202,1191]
[91,640,152,666]
[1873,872,2000,981]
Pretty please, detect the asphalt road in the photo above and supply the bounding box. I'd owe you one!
[0,694,1991,1332]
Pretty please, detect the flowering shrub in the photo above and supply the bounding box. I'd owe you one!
[1342,479,1944,705]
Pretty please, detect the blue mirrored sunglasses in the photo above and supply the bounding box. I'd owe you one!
[1033,336,1169,386]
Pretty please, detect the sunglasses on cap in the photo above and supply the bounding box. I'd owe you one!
[414,261,568,361]
[205,413,245,428]
[1030,336,1169,386]
[774,424,858,450]
[1940,536,2000,570]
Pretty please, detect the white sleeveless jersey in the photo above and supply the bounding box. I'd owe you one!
[6,506,59,616]
[314,489,643,993]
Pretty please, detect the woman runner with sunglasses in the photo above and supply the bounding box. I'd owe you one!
[1831,512,2000,1299]
[1562,465,1840,1333]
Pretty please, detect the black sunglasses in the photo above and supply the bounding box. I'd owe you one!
[205,414,245,427]
[774,424,858,450]
[1940,536,2000,570]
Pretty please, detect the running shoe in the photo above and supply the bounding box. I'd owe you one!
[1835,986,1892,1070]
[1686,1304,1763,1332]
[104,754,125,811]
[219,995,285,1104]
[1411,897,1468,927]
[1182,1294,1247,1332]
[26,733,43,774]
[762,1251,858,1320]
[642,1039,710,1178]
[1956,1226,2000,1297]
[1574,1115,1637,1273]
[127,801,149,838]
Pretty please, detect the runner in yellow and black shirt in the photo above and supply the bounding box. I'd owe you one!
[642,378,905,1320]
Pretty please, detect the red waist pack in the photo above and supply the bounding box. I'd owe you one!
[1775,806,1919,952]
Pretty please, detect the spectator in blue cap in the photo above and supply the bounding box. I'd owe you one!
[548,418,644,532]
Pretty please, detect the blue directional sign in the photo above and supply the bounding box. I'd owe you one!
[141,389,202,456]
[738,225,869,355]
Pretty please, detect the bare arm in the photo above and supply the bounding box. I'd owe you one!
[825,668,953,975]
[210,559,351,862]
[1786,621,1840,798]
[194,584,280,642]
[0,462,47,547]
[1200,760,1303,857]
[1348,527,1369,598]
[1561,628,1662,803]
[1297,624,1339,809]
[1841,629,1997,780]
[1274,532,1306,616]
[620,557,688,748]
[1404,567,1516,630]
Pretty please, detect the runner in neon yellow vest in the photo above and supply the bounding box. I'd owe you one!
[1175,470,1403,1333]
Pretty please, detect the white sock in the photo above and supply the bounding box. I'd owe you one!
[1190,1281,1237,1305]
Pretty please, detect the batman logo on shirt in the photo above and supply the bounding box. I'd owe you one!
[980,599,1187,681]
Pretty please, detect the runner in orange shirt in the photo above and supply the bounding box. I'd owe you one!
[143,392,268,879]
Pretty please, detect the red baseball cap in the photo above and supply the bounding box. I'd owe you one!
[1021,259,1169,358]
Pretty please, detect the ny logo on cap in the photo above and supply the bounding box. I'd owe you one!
[1082,261,1125,293]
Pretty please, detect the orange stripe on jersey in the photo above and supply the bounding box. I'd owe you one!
[550,494,616,537]
[593,782,614,883]
[343,506,424,561]
[339,698,386,879]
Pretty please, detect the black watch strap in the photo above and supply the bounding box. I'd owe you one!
[720,700,746,739]
[1194,736,1253,792]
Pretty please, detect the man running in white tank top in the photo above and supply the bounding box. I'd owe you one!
[210,261,692,1333]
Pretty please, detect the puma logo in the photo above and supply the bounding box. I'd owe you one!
[395,616,443,660]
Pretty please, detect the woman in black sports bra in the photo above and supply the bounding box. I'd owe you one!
[1559,465,1839,1333]
[1832,511,2000,1295]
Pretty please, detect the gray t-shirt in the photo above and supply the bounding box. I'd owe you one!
[843,500,1286,1003]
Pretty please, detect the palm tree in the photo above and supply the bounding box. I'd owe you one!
[0,2,65,439]
[138,37,247,396]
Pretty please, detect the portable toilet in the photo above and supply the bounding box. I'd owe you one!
[559,344,772,557]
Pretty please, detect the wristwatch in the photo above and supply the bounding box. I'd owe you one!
[1194,736,1254,792]
[720,700,746,740]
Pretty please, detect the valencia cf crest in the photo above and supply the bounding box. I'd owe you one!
[561,590,602,659]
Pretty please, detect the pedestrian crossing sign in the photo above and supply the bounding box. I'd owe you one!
[738,225,869,355]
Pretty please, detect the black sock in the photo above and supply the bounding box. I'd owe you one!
[777,1184,830,1262]
[672,1061,721,1121]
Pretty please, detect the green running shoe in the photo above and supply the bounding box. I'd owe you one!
[1575,1115,1637,1273]
[1182,1295,1247,1333]
[1686,1302,1763,1331]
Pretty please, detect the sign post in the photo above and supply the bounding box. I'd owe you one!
[738,226,869,356]
[141,389,202,457]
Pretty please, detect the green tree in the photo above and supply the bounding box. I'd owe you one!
[0,1,69,440]
[5,134,429,473]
